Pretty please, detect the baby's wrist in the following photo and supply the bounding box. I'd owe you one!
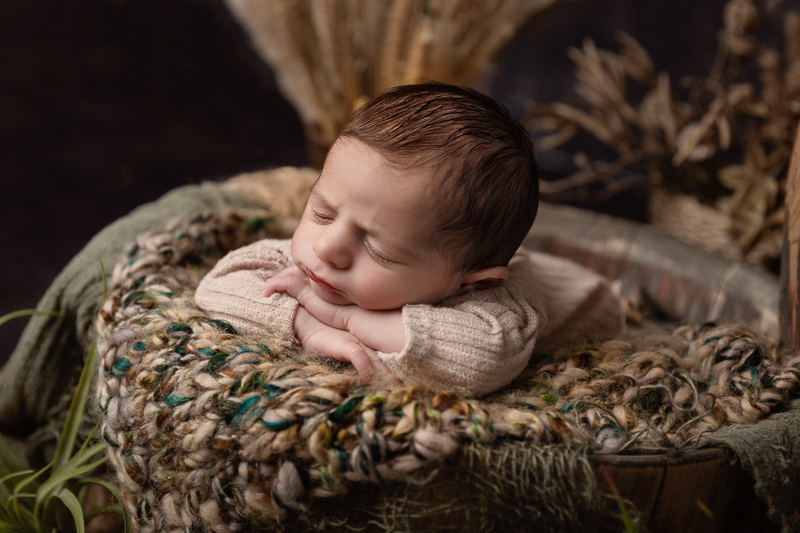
[346,307,405,353]
[345,306,366,334]
[292,307,312,341]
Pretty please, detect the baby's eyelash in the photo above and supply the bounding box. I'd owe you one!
[311,211,333,224]
[363,240,393,264]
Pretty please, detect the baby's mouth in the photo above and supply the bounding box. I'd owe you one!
[306,268,339,292]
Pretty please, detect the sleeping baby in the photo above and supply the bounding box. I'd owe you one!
[196,83,623,395]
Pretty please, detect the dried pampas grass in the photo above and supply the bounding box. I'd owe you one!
[224,0,560,156]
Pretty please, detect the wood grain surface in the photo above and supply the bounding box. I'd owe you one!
[781,123,800,356]
[593,450,777,533]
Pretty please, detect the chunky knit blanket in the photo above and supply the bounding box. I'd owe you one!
[96,209,800,532]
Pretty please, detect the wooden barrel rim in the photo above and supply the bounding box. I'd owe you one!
[589,447,731,468]
[526,202,780,339]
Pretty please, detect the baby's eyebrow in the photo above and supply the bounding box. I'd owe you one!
[309,187,333,208]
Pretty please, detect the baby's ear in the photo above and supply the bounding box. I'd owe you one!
[456,266,509,294]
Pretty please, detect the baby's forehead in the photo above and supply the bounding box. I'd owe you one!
[325,139,443,189]
[324,136,459,210]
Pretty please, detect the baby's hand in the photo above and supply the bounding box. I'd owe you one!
[264,265,358,329]
[266,265,405,355]
[294,307,396,383]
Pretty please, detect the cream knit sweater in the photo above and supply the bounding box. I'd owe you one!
[195,239,624,395]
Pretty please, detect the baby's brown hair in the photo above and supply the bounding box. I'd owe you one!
[337,82,539,273]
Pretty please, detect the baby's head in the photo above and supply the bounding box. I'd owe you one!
[292,83,539,310]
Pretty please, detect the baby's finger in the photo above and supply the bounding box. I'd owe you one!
[360,344,399,385]
[311,340,373,378]
[263,266,307,297]
[344,344,376,378]
[263,276,290,297]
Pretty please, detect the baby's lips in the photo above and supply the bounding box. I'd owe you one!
[306,268,339,292]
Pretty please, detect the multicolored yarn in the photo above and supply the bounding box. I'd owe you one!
[96,209,800,532]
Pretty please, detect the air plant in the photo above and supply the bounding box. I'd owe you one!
[0,269,128,532]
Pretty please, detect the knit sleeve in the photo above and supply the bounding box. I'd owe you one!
[377,273,545,397]
[375,248,624,396]
[194,239,300,345]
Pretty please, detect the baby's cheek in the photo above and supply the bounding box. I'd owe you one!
[289,239,303,266]
[361,287,409,311]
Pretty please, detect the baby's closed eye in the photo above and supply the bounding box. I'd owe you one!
[311,210,334,224]
[363,240,396,265]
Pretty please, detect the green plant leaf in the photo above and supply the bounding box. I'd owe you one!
[54,442,106,484]
[0,310,63,329]
[0,471,34,489]
[0,501,33,533]
[15,463,53,531]
[53,489,84,533]
[83,504,121,521]
[0,496,22,529]
[1,298,110,533]
[67,439,105,468]
[83,503,130,533]
[12,463,50,496]
[71,424,99,461]
[2,494,35,504]
[597,464,637,533]
[59,432,104,478]
[0,434,27,479]
[1,303,111,533]
[51,335,98,475]
[3,492,35,533]
[11,493,37,532]
[0,501,12,522]
[75,477,120,502]
[98,256,107,300]
[4,492,36,527]
[38,497,57,533]
[0,503,18,530]
[35,456,106,504]
[75,486,87,507]
[76,478,130,533]
[0,470,33,503]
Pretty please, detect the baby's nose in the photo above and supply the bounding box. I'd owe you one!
[314,233,351,269]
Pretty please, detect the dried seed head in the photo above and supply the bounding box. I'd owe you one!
[722,0,759,56]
